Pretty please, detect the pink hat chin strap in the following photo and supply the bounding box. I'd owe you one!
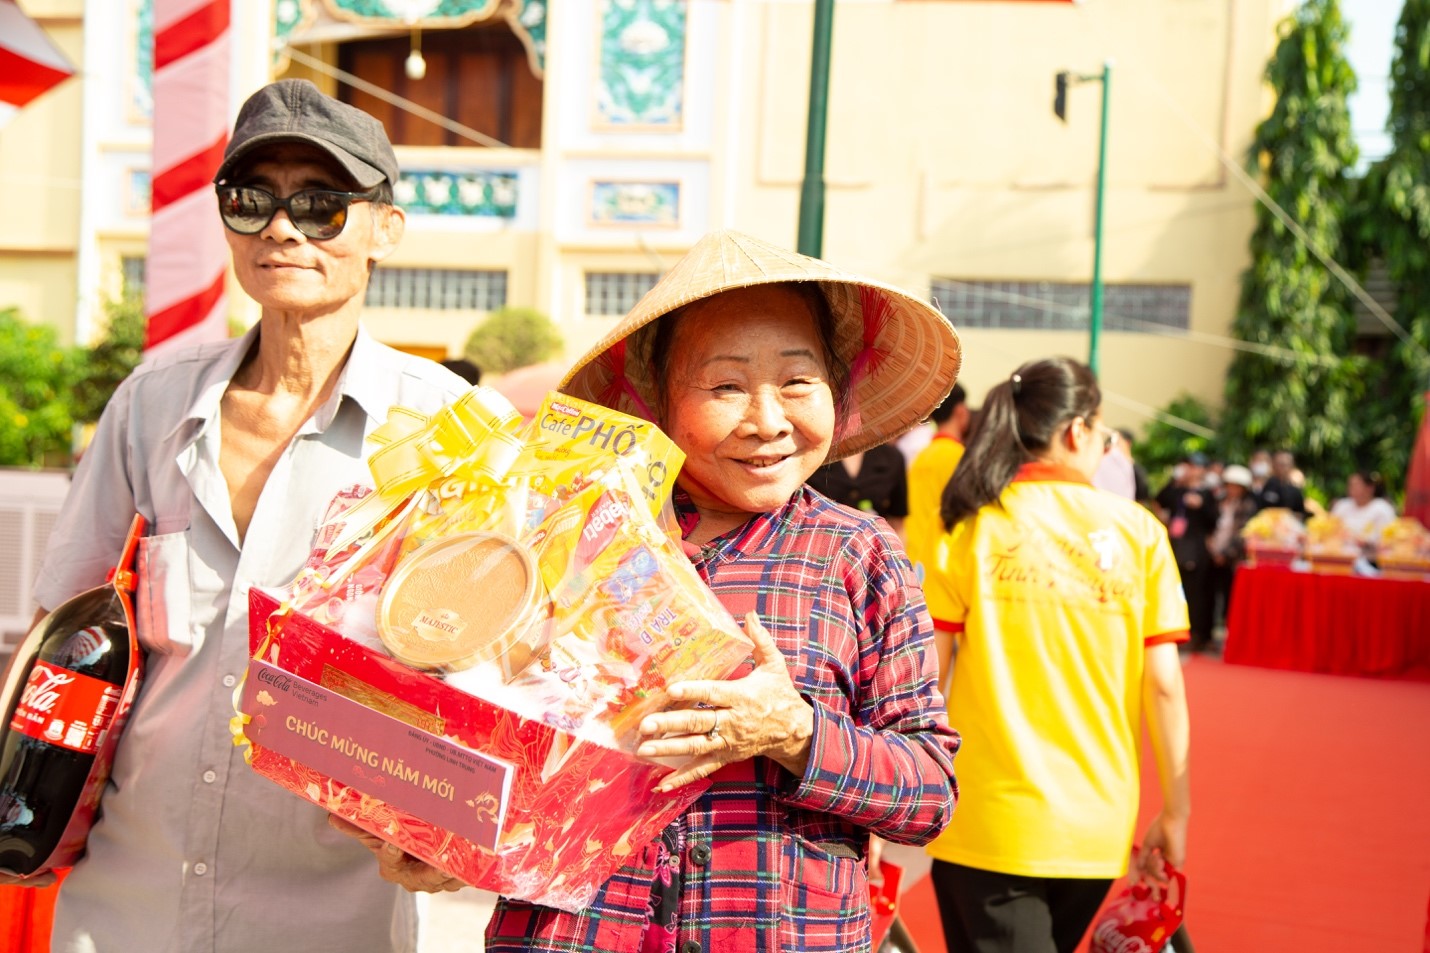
[596,340,658,422]
[835,288,894,445]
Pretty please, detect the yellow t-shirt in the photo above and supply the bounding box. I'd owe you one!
[924,463,1188,878]
[905,436,964,580]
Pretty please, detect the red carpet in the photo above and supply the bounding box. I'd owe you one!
[900,655,1430,952]
[6,658,1428,950]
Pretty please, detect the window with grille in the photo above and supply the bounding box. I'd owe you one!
[121,256,146,296]
[365,268,508,311]
[929,279,1191,332]
[584,272,660,317]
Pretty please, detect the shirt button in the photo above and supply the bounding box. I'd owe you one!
[680,943,701,953]
[193,862,208,876]
[222,675,236,688]
[689,842,711,866]
[202,770,217,784]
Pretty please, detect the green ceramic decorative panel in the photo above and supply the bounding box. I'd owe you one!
[134,0,153,118]
[130,170,152,213]
[277,0,543,74]
[515,0,546,73]
[394,169,518,218]
[326,0,498,21]
[590,181,678,226]
[274,0,305,57]
[596,0,686,128]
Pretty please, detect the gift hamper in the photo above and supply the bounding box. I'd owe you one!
[1240,507,1304,569]
[1376,517,1430,581]
[232,387,754,911]
[1304,514,1360,575]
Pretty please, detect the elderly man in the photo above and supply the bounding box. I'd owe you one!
[8,80,467,953]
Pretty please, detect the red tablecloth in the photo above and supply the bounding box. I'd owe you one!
[1225,565,1430,678]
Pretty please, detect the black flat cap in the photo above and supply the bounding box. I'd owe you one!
[213,79,399,189]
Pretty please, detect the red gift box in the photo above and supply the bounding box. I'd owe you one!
[240,587,707,912]
[1245,544,1298,570]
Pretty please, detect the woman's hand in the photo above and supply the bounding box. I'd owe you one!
[1131,810,1188,887]
[327,815,465,893]
[636,611,814,792]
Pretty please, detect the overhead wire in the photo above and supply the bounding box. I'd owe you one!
[1088,11,1425,360]
[282,45,509,149]
[933,6,1427,440]
[277,13,1410,439]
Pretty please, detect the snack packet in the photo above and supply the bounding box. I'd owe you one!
[496,481,754,748]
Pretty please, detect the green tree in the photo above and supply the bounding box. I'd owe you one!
[0,308,80,467]
[1135,394,1218,493]
[1221,0,1362,488]
[1358,0,1430,492]
[463,306,563,375]
[73,295,146,424]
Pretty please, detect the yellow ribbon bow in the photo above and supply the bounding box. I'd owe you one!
[325,385,526,557]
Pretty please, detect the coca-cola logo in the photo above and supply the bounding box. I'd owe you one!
[1092,919,1156,953]
[257,668,293,693]
[19,667,76,716]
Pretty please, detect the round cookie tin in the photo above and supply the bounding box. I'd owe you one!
[376,531,543,671]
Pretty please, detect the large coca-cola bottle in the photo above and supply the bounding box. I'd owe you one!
[0,515,144,877]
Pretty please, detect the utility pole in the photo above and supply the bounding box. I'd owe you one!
[796,0,835,258]
[1055,61,1112,376]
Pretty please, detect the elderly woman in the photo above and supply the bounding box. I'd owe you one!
[340,230,962,952]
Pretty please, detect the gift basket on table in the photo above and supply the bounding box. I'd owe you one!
[1240,507,1304,569]
[231,387,754,911]
[1375,517,1430,581]
[1304,514,1361,575]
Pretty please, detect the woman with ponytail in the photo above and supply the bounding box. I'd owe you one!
[923,357,1192,953]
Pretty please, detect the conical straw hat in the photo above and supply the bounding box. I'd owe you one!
[561,230,961,461]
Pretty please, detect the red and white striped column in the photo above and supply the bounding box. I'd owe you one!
[145,0,231,354]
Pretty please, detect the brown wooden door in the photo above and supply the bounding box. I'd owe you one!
[339,22,542,149]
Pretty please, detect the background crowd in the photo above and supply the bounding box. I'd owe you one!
[879,395,1406,663]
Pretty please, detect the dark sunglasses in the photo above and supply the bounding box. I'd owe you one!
[215,185,381,240]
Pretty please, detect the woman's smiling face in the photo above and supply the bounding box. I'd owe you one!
[659,284,837,536]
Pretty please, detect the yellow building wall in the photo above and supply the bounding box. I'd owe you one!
[0,256,79,333]
[732,0,1282,435]
[0,2,84,339]
[2,0,1292,428]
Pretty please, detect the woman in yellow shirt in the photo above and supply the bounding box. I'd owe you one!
[923,357,1191,953]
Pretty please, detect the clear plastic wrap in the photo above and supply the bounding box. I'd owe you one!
[234,388,755,910]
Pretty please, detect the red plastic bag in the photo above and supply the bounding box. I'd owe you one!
[1090,862,1187,953]
[868,859,903,950]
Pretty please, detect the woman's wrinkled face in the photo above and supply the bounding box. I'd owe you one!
[660,285,837,532]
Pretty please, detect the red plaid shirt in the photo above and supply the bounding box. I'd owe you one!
[485,488,960,952]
